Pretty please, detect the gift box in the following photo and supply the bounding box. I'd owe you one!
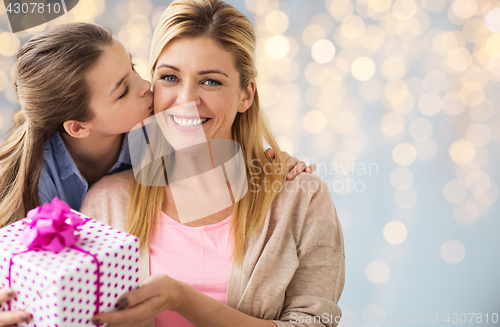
[0,198,140,326]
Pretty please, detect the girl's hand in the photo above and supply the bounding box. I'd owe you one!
[265,148,317,180]
[0,287,32,326]
[91,274,183,327]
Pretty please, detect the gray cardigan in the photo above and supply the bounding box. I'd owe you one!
[80,170,345,327]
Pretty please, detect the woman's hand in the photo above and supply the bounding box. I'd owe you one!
[91,274,183,327]
[265,148,317,180]
[0,287,32,326]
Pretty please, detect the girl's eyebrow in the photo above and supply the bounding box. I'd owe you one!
[157,63,228,77]
[109,74,128,96]
[109,53,133,97]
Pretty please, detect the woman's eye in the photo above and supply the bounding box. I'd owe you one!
[163,75,178,82]
[118,86,129,100]
[203,79,222,86]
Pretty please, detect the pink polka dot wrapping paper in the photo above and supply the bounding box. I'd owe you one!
[0,212,140,327]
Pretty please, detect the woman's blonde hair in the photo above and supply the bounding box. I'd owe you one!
[127,0,287,268]
[0,23,113,227]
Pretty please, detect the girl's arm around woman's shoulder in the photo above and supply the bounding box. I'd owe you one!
[271,173,345,327]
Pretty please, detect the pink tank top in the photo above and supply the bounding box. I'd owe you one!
[150,211,234,326]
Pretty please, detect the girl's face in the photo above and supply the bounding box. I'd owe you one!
[152,36,255,150]
[85,38,154,136]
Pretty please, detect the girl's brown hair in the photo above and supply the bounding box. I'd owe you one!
[0,22,113,227]
[127,0,287,268]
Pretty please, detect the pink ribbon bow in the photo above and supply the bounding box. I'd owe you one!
[20,197,87,252]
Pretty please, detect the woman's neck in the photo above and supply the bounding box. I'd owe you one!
[162,141,236,226]
[60,132,124,187]
[162,183,234,227]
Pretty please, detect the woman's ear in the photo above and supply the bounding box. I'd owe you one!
[63,120,91,139]
[238,77,256,113]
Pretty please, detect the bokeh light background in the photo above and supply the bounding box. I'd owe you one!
[1,0,499,325]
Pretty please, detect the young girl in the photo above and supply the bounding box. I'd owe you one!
[0,22,314,326]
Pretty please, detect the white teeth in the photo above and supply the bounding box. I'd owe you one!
[172,115,208,127]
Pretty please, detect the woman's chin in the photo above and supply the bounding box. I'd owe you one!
[170,141,209,157]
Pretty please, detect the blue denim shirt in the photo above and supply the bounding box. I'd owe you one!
[38,132,132,210]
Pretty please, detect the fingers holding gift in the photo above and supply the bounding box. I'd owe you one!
[0,287,15,303]
[92,274,182,327]
[92,297,159,327]
[0,287,33,326]
[0,311,32,326]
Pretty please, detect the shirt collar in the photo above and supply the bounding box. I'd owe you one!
[109,132,132,173]
[50,131,132,180]
[50,131,80,181]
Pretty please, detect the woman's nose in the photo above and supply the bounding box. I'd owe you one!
[176,83,201,107]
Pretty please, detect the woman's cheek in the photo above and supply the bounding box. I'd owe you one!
[155,88,175,109]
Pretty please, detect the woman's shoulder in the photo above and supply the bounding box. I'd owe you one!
[91,169,135,191]
[80,170,134,228]
[84,169,135,202]
[269,172,342,248]
[274,172,333,207]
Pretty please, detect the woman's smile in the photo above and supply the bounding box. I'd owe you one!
[168,114,212,132]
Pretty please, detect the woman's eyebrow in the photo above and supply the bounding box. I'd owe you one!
[156,63,228,77]
[157,63,180,71]
[199,69,228,77]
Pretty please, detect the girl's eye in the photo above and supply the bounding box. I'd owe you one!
[163,75,178,82]
[118,86,129,100]
[203,79,222,86]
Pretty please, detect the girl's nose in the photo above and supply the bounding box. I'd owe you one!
[140,79,152,97]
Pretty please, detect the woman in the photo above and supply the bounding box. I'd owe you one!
[81,1,345,327]
[0,23,313,326]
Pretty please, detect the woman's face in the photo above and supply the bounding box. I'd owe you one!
[152,36,255,150]
[85,38,154,136]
